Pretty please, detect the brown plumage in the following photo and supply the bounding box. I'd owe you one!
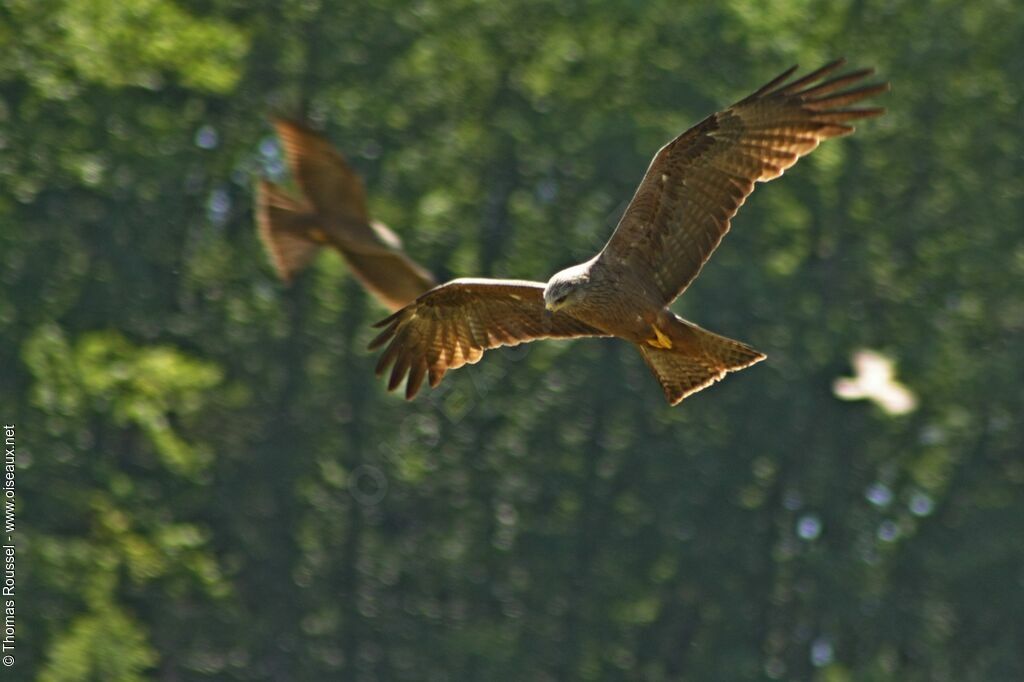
[371,59,888,404]
[255,119,435,311]
[371,280,606,399]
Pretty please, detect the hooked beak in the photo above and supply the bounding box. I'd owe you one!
[545,300,555,312]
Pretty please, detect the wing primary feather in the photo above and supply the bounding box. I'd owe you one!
[406,360,427,399]
[776,58,847,95]
[439,317,454,366]
[796,68,876,98]
[456,317,475,361]
[423,321,441,366]
[388,354,411,392]
[745,64,800,100]
[371,309,402,330]
[428,364,446,388]
[734,132,818,145]
[807,83,891,108]
[814,108,887,123]
[368,321,400,350]
[375,339,402,376]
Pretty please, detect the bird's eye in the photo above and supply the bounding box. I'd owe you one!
[555,294,569,304]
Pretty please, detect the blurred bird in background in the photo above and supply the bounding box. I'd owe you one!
[255,119,435,311]
[833,348,917,415]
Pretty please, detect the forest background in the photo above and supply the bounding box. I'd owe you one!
[2,0,1022,679]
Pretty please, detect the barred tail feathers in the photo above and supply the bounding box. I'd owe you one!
[638,319,765,405]
[255,180,323,283]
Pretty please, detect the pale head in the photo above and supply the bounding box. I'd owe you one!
[543,262,592,312]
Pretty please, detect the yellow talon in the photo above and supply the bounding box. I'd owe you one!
[647,325,673,349]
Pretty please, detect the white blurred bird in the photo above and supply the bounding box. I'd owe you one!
[833,349,917,415]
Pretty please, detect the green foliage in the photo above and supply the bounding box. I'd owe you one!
[24,326,221,476]
[3,0,248,94]
[39,598,157,682]
[37,570,157,682]
[3,0,1022,679]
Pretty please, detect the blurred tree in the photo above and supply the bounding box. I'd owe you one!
[2,0,1022,679]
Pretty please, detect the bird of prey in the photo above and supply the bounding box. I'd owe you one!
[371,60,888,404]
[256,119,436,311]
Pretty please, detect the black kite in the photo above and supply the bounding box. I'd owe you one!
[371,59,888,404]
[256,119,435,311]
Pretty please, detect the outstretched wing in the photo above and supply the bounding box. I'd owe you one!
[369,279,605,398]
[274,118,369,223]
[598,59,888,304]
[337,225,437,312]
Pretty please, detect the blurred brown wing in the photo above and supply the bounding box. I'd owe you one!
[598,59,888,304]
[338,222,437,311]
[369,279,605,398]
[274,118,369,224]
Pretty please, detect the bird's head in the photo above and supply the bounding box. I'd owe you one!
[544,263,591,312]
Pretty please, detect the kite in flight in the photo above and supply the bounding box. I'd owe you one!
[256,119,435,311]
[371,59,888,404]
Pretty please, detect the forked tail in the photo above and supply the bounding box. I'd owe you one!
[637,317,765,405]
[254,179,323,283]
